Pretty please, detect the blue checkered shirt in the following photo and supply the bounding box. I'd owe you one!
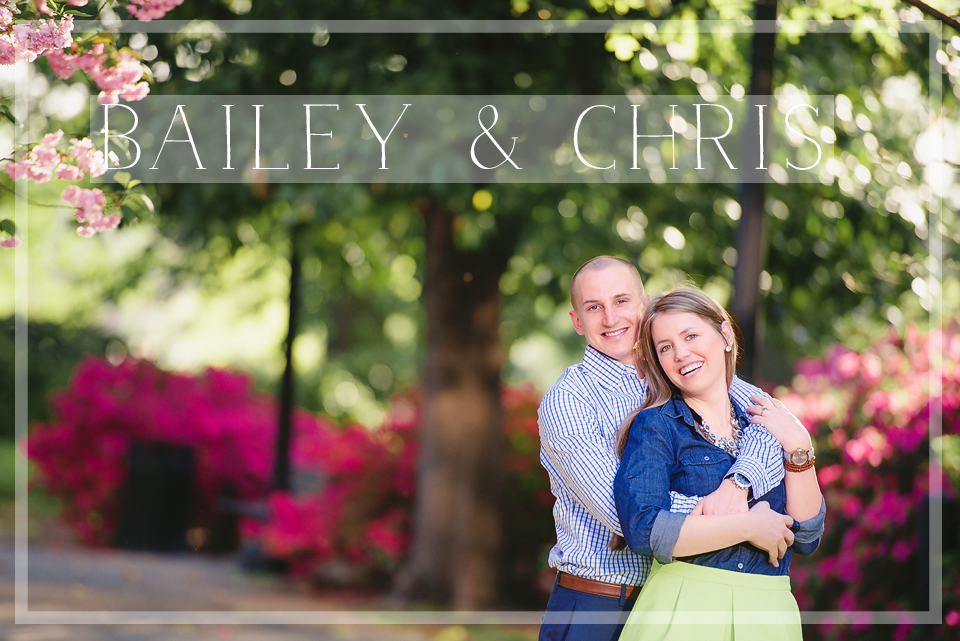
[538,345,785,585]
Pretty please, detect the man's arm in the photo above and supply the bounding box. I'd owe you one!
[728,376,785,498]
[695,377,785,516]
[669,491,702,514]
[539,388,624,535]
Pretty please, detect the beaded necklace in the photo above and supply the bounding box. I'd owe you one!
[691,402,743,457]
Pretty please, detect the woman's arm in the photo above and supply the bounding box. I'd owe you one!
[671,501,796,567]
[614,410,797,566]
[747,395,824,522]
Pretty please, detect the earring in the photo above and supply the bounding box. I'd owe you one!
[724,345,732,352]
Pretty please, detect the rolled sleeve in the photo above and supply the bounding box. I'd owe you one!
[651,510,687,564]
[790,496,827,555]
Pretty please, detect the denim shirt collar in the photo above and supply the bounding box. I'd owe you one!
[581,345,644,392]
[661,393,751,436]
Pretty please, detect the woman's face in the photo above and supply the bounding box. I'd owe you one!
[650,311,732,399]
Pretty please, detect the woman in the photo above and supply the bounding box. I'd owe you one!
[613,286,825,641]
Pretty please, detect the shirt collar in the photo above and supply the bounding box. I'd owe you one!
[581,345,643,391]
[661,393,751,431]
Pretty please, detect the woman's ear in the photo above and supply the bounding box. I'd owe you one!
[720,320,735,349]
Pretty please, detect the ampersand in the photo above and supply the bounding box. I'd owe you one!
[470,105,522,170]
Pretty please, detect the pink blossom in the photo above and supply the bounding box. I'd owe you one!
[61,184,105,216]
[43,49,81,79]
[892,622,911,641]
[0,236,21,249]
[60,185,120,236]
[90,51,145,91]
[3,130,66,183]
[841,495,862,519]
[0,7,13,31]
[817,464,842,486]
[2,160,31,180]
[44,45,150,104]
[890,539,913,562]
[34,0,54,16]
[4,16,73,64]
[125,0,184,22]
[69,137,107,177]
[0,39,20,66]
[97,91,120,106]
[120,81,150,101]
[55,164,84,181]
[364,509,410,561]
[34,130,64,165]
[946,610,959,626]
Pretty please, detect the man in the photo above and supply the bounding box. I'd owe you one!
[537,256,785,641]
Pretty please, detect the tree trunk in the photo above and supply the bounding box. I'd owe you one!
[733,0,778,380]
[274,224,304,492]
[393,200,517,609]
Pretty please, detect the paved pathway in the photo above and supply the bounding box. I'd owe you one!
[0,538,537,641]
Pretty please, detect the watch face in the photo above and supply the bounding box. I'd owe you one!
[790,449,811,465]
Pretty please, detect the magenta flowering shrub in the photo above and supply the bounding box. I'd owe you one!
[27,356,280,544]
[26,355,553,590]
[239,392,419,578]
[241,383,556,595]
[781,323,959,641]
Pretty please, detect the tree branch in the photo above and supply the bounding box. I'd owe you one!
[0,181,70,209]
[901,0,960,33]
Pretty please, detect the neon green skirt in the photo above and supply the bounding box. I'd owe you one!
[618,561,802,641]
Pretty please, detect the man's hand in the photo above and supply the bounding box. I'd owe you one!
[746,501,795,567]
[698,478,749,515]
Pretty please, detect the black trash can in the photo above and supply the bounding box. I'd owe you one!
[116,441,196,551]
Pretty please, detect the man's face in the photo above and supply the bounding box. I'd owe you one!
[569,266,648,365]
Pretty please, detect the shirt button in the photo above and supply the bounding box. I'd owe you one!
[704,456,710,460]
[737,563,744,570]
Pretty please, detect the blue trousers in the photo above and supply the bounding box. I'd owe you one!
[538,574,636,641]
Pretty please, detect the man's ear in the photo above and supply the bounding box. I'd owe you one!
[640,292,651,309]
[569,310,586,336]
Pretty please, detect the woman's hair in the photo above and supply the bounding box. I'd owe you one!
[608,285,738,551]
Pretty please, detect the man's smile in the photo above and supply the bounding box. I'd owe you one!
[602,328,629,338]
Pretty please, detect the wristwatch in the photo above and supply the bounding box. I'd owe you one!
[784,446,816,472]
[729,472,752,496]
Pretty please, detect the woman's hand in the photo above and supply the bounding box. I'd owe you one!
[746,501,795,567]
[747,394,812,453]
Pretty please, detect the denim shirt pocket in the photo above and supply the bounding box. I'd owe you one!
[674,447,732,496]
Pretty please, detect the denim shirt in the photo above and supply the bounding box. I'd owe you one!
[614,395,826,577]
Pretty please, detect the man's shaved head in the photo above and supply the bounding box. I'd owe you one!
[570,256,644,309]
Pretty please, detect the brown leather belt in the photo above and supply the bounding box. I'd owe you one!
[557,572,642,600]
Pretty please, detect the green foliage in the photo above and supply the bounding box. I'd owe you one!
[0,317,116,441]
[56,0,946,411]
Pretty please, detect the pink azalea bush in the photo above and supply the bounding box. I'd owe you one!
[239,392,419,579]
[26,355,554,591]
[29,323,957,616]
[241,384,554,591]
[781,323,959,640]
[27,357,279,544]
